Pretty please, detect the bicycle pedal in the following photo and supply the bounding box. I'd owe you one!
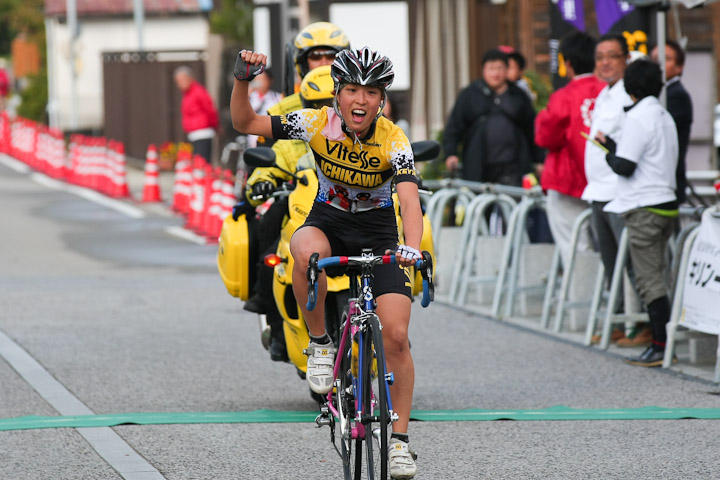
[315,408,332,428]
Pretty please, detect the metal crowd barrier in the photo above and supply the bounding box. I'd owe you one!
[450,192,517,306]
[424,174,719,380]
[585,206,705,349]
[490,191,550,320]
[663,206,720,382]
[540,208,597,332]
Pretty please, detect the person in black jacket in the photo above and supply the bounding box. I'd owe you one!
[443,48,540,186]
[651,40,693,204]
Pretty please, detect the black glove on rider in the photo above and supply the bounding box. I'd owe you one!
[232,201,250,221]
[251,181,275,199]
[234,50,265,81]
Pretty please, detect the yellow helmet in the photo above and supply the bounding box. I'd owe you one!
[294,22,350,78]
[300,65,335,109]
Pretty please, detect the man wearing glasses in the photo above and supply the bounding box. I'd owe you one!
[583,34,634,344]
[265,22,350,121]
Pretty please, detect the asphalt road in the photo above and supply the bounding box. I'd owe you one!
[2,157,720,480]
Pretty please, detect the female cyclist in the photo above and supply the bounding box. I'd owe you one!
[231,47,422,479]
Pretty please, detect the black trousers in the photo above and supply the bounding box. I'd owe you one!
[191,138,212,164]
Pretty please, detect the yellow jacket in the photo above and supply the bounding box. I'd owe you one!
[245,139,314,206]
[246,93,315,205]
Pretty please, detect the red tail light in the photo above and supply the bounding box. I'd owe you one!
[264,253,285,267]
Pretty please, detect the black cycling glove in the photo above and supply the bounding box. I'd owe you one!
[251,181,275,199]
[234,50,265,81]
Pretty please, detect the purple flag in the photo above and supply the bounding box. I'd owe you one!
[595,0,635,35]
[556,0,585,31]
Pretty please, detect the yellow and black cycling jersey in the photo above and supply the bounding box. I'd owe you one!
[270,106,417,213]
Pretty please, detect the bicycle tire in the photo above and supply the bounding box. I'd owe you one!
[363,313,389,480]
[339,308,362,480]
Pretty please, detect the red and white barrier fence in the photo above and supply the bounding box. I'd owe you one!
[0,112,240,243]
[0,113,131,199]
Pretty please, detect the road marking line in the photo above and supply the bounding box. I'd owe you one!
[29,173,146,219]
[0,329,166,479]
[165,226,208,245]
[0,154,31,173]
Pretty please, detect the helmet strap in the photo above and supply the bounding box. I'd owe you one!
[376,94,387,121]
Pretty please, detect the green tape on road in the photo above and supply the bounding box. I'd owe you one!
[0,410,318,431]
[411,405,720,421]
[3,406,720,432]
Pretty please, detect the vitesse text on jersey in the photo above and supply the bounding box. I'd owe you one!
[325,139,382,168]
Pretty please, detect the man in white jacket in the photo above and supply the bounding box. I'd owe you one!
[583,34,635,344]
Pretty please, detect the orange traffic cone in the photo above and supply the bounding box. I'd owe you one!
[142,144,162,202]
[171,149,192,215]
[186,155,206,231]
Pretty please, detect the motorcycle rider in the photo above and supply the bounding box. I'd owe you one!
[243,66,336,362]
[231,47,422,479]
[265,21,350,132]
[243,21,350,316]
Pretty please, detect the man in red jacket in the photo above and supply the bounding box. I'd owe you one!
[174,66,219,164]
[535,31,605,266]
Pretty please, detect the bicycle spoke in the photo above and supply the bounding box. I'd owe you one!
[338,310,362,480]
[364,314,388,480]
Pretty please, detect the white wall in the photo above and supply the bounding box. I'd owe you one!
[682,51,715,170]
[47,16,209,131]
[329,2,411,91]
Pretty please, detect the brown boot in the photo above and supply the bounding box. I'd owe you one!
[616,325,652,348]
[591,327,625,345]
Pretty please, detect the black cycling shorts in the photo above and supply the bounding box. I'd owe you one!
[297,201,412,299]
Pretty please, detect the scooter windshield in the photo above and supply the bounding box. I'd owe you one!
[296,150,315,172]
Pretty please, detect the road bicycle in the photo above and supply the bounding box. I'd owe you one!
[307,249,434,480]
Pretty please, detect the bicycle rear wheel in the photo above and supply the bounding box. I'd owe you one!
[339,310,362,480]
[363,314,389,480]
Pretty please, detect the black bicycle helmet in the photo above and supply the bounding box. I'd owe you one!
[330,47,394,92]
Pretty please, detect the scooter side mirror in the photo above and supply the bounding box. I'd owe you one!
[244,146,309,186]
[244,147,277,168]
[411,140,441,162]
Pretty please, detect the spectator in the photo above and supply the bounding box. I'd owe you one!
[443,48,540,187]
[502,47,535,102]
[174,66,219,164]
[583,34,638,345]
[651,40,692,204]
[535,31,605,267]
[247,68,282,147]
[596,60,678,367]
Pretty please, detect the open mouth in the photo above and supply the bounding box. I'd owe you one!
[351,109,367,124]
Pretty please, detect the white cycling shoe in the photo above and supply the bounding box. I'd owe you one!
[388,438,417,479]
[304,341,336,394]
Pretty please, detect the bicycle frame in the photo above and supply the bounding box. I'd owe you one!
[325,257,397,440]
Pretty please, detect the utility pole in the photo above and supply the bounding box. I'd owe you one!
[133,0,145,52]
[66,0,78,131]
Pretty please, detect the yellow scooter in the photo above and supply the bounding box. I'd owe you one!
[218,141,438,402]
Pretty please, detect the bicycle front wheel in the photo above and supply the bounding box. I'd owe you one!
[363,313,389,480]
[339,309,362,480]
